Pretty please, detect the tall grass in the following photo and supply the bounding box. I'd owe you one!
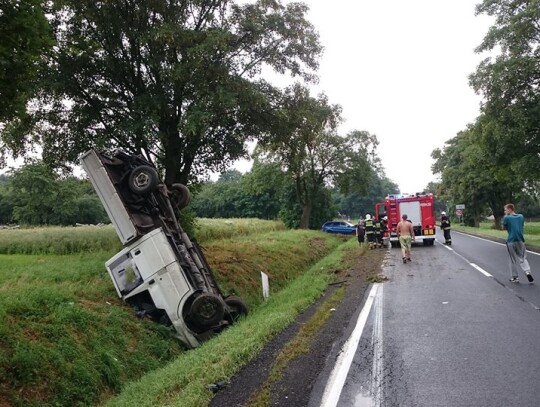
[105,238,359,407]
[0,219,286,255]
[0,228,344,406]
[0,253,183,407]
[0,226,121,255]
[194,218,286,242]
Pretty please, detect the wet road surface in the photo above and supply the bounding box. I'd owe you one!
[311,230,540,407]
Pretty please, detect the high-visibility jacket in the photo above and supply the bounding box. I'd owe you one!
[374,221,381,234]
[441,216,451,230]
[365,219,374,235]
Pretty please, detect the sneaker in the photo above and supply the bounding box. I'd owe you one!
[403,257,407,264]
[509,277,519,283]
[527,273,534,283]
[406,257,411,262]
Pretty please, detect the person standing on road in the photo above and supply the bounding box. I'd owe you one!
[356,218,365,245]
[374,217,382,248]
[503,203,534,283]
[379,216,388,248]
[441,211,452,245]
[397,214,415,263]
[365,214,375,249]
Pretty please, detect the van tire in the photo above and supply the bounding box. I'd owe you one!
[170,183,191,210]
[224,296,249,323]
[189,293,224,328]
[128,165,159,194]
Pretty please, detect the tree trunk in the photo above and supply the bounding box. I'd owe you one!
[493,213,503,230]
[299,204,312,229]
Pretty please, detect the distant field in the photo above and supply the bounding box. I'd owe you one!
[453,221,540,247]
[0,222,345,407]
[0,218,285,255]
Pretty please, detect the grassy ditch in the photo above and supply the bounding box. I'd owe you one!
[453,221,540,247]
[105,238,358,407]
[0,229,344,407]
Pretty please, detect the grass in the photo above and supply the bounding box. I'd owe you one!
[104,238,360,407]
[452,221,540,247]
[0,219,285,255]
[246,286,347,407]
[194,218,286,242]
[0,227,346,407]
[0,226,122,255]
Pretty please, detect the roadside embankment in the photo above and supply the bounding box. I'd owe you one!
[0,225,345,407]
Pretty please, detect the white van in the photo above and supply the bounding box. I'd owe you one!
[81,149,247,348]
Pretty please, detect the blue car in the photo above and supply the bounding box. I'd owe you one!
[321,220,356,235]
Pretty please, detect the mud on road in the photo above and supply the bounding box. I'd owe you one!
[209,245,387,407]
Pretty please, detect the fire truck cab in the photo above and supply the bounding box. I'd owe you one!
[375,193,436,247]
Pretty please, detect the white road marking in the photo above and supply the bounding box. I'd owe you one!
[453,231,540,256]
[470,263,493,277]
[320,284,380,407]
[370,284,384,406]
[437,237,494,278]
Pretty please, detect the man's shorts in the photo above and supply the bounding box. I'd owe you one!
[399,235,412,250]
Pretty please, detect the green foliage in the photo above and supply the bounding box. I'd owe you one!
[469,0,540,184]
[334,174,400,220]
[431,121,516,227]
[105,237,357,407]
[0,0,53,121]
[0,226,121,255]
[0,225,344,406]
[1,0,322,185]
[0,252,184,407]
[194,218,285,243]
[278,183,336,230]
[259,84,380,229]
[192,164,288,220]
[0,160,109,226]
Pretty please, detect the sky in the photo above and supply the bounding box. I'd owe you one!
[235,0,495,194]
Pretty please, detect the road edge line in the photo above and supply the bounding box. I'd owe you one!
[320,283,380,407]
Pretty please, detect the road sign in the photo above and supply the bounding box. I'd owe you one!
[455,209,463,217]
[456,204,466,210]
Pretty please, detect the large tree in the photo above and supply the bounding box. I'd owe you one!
[0,0,52,122]
[470,0,540,183]
[1,0,321,183]
[431,121,516,228]
[261,84,379,229]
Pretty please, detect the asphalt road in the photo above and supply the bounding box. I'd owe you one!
[310,230,540,407]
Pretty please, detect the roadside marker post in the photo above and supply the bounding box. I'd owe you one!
[261,272,270,300]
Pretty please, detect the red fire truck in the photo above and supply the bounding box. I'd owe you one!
[375,193,436,247]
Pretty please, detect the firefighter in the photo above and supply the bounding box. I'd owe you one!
[380,216,388,248]
[364,214,375,249]
[374,217,382,248]
[441,211,452,245]
[356,218,365,245]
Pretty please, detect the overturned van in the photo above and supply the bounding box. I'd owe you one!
[81,149,248,348]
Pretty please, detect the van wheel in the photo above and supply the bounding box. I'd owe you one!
[170,183,191,210]
[224,296,248,324]
[189,293,224,328]
[128,165,159,194]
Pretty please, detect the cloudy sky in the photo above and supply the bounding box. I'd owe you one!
[236,0,495,194]
[305,0,494,193]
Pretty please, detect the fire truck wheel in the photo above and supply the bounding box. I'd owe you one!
[224,296,249,323]
[189,293,224,328]
[170,183,191,210]
[128,165,159,194]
